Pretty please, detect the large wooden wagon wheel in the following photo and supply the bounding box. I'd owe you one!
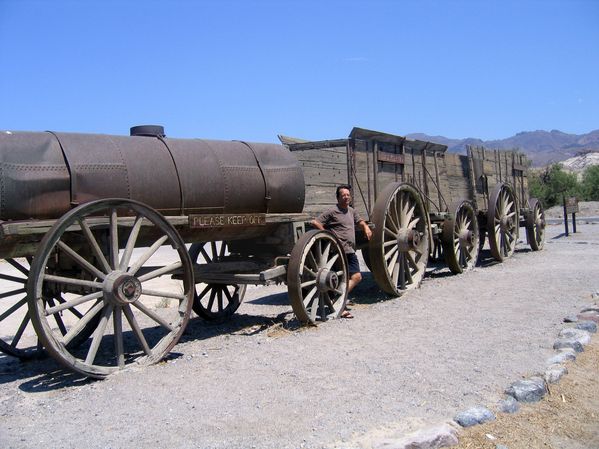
[369,182,430,296]
[525,198,546,251]
[27,199,194,378]
[189,241,246,322]
[487,182,519,262]
[442,200,480,274]
[287,230,348,325]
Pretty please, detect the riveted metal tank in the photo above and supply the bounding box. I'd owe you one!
[0,128,305,221]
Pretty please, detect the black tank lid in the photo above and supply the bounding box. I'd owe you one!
[130,125,165,137]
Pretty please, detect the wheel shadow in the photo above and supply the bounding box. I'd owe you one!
[181,307,301,342]
[0,291,304,389]
[0,352,93,391]
[348,272,394,305]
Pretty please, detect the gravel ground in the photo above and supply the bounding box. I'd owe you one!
[1,221,598,449]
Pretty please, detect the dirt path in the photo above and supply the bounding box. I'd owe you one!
[0,222,598,449]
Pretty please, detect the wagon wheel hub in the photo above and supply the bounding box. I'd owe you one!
[500,215,511,231]
[459,229,474,247]
[536,217,546,230]
[103,271,143,305]
[316,268,339,292]
[397,229,420,251]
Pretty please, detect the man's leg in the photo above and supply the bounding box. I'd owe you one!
[346,253,362,295]
[348,272,362,294]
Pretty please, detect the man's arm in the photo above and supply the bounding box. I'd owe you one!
[311,218,325,231]
[358,219,372,240]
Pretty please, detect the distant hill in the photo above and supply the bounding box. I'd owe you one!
[407,129,599,167]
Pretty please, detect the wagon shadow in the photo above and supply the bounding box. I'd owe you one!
[181,308,301,342]
[349,272,394,305]
[0,295,301,390]
[0,353,93,391]
[180,291,302,342]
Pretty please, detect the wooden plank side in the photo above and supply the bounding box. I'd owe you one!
[294,147,349,216]
[351,147,373,219]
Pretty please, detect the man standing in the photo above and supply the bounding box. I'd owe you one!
[311,185,372,317]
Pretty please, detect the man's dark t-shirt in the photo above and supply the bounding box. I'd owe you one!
[316,205,362,254]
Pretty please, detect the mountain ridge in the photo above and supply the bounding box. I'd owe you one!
[406,129,599,167]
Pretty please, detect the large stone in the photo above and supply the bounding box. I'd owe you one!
[563,315,578,323]
[505,377,546,403]
[577,312,599,323]
[454,406,496,427]
[372,422,459,449]
[545,364,568,384]
[546,349,577,365]
[576,320,598,333]
[497,396,520,414]
[553,338,584,353]
[558,328,591,344]
[580,306,599,313]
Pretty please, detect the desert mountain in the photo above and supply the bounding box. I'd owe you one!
[407,129,599,167]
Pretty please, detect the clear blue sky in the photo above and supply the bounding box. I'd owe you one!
[1,0,598,143]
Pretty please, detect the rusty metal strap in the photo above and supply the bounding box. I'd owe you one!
[157,136,185,215]
[46,131,77,207]
[237,141,271,213]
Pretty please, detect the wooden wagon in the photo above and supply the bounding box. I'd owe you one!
[0,126,545,378]
[281,127,546,296]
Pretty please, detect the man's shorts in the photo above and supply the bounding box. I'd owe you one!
[346,253,360,275]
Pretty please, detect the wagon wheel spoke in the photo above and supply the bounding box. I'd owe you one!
[61,299,105,346]
[127,235,169,275]
[199,246,212,263]
[306,251,319,272]
[217,288,224,314]
[0,273,27,283]
[46,297,68,336]
[301,285,317,308]
[384,226,398,239]
[387,199,400,232]
[45,291,103,316]
[119,214,144,271]
[85,304,114,365]
[137,262,183,283]
[57,241,106,281]
[12,312,31,349]
[300,278,317,289]
[27,199,193,378]
[113,306,125,368]
[109,208,119,270]
[7,259,29,276]
[384,243,398,262]
[387,250,399,278]
[122,304,152,357]
[303,267,318,279]
[78,218,112,274]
